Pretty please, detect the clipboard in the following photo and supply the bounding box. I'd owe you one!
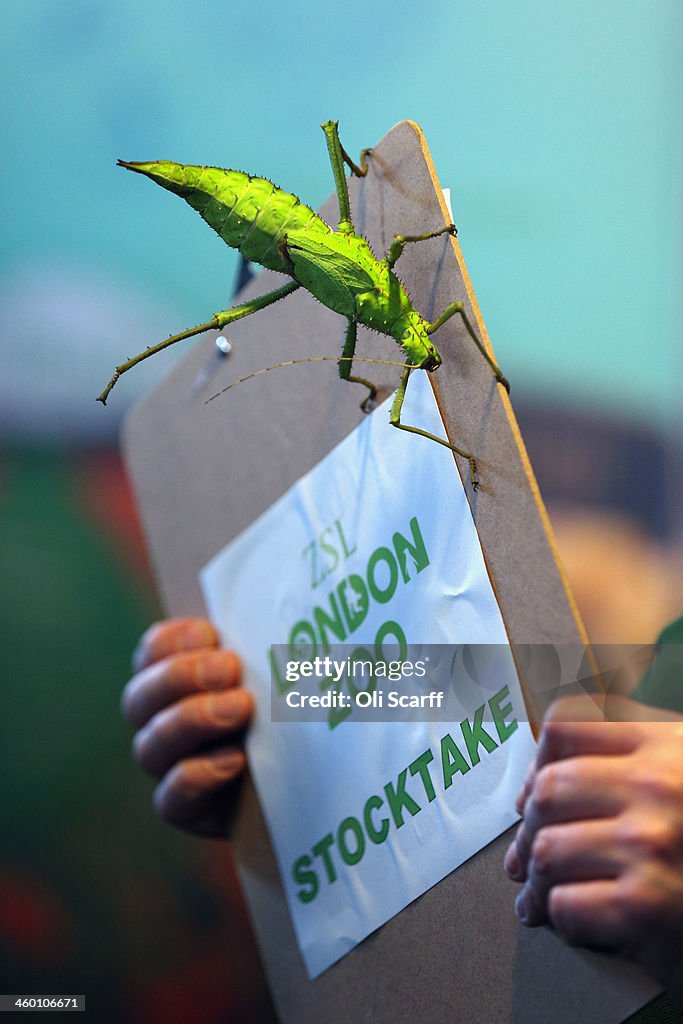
[122,121,659,1023]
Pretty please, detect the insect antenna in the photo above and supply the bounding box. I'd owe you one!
[205,356,413,404]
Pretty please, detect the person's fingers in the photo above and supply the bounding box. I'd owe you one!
[547,880,634,952]
[512,698,642,818]
[515,758,537,815]
[503,837,522,880]
[529,819,623,886]
[514,819,622,926]
[511,696,647,815]
[133,688,254,778]
[535,714,641,775]
[153,746,247,837]
[132,618,220,673]
[508,756,628,880]
[122,649,241,727]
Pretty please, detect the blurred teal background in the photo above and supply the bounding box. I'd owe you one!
[1,0,681,434]
[0,2,680,1021]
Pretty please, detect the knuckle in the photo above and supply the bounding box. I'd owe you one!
[546,887,578,943]
[153,751,243,829]
[153,768,189,825]
[166,651,202,690]
[135,690,252,762]
[153,757,216,828]
[175,617,220,651]
[132,727,153,771]
[132,707,177,774]
[618,874,660,932]
[133,618,219,672]
[121,661,164,725]
[621,815,677,861]
[631,763,678,804]
[178,694,217,735]
[533,765,562,816]
[530,829,555,877]
[630,763,656,797]
[216,649,241,685]
[133,621,168,669]
[185,649,241,691]
[539,719,573,762]
[141,620,168,647]
[164,761,196,804]
[643,820,677,859]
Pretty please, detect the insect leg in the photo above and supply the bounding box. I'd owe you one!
[426,301,510,392]
[338,318,378,412]
[386,224,457,268]
[320,120,356,234]
[340,143,372,178]
[389,366,479,489]
[97,280,300,404]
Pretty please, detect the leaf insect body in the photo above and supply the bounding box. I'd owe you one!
[99,121,509,488]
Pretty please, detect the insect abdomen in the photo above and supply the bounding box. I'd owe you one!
[117,161,330,274]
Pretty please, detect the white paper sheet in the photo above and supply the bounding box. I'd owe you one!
[201,372,536,978]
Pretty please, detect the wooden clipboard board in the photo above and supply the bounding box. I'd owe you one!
[122,121,658,1023]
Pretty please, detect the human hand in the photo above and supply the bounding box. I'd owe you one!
[122,618,254,838]
[504,694,683,1001]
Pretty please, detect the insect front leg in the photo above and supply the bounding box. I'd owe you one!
[97,280,300,404]
[389,366,479,490]
[386,224,457,269]
[426,301,510,392]
[339,318,378,412]
[321,121,360,234]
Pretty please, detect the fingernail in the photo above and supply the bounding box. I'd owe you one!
[504,844,521,879]
[178,620,217,650]
[515,890,529,925]
[209,691,248,725]
[199,650,239,688]
[209,693,235,724]
[211,750,245,778]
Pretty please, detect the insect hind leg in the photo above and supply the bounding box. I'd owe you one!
[389,366,479,489]
[339,319,378,412]
[97,280,300,404]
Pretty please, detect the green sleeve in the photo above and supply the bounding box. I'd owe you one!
[631,615,683,714]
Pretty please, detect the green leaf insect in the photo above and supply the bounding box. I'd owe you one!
[98,120,509,488]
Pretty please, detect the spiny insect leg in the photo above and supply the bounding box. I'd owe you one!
[386,224,457,269]
[426,301,510,393]
[321,120,356,234]
[338,319,377,411]
[97,280,299,404]
[389,366,479,490]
